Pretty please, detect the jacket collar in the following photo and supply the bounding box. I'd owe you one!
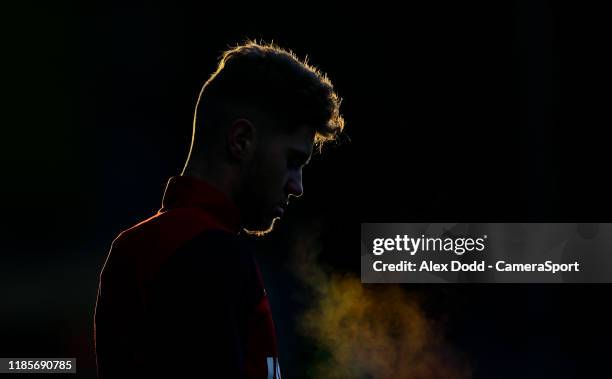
[159,175,241,233]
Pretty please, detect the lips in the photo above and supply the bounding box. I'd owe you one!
[274,205,285,218]
[274,202,288,218]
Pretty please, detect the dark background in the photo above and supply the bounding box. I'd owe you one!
[2,1,611,378]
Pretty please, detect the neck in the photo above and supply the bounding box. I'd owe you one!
[182,158,239,207]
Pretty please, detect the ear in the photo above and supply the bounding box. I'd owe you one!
[227,118,256,161]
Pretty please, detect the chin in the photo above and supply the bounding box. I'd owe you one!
[243,218,278,237]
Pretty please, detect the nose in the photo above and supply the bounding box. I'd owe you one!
[286,170,304,198]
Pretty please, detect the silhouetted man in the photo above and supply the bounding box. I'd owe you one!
[94,41,344,378]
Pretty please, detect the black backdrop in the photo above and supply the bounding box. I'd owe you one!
[2,1,611,378]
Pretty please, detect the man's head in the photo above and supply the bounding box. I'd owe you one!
[183,41,344,235]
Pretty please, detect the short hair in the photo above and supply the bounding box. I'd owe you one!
[190,41,344,156]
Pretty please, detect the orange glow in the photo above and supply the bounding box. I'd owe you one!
[291,228,471,379]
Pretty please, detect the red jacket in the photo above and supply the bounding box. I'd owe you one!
[94,176,281,378]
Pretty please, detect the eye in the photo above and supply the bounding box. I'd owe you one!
[287,157,300,169]
[287,149,310,169]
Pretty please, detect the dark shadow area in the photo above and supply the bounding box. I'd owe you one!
[2,1,610,378]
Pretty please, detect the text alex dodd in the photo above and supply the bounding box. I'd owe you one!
[373,260,580,273]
